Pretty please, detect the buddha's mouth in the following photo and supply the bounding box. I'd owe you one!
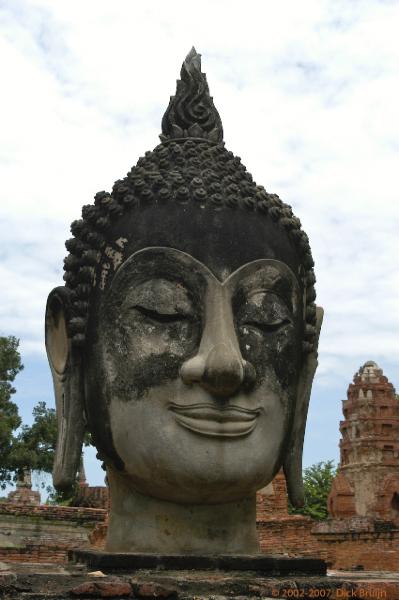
[168,402,261,438]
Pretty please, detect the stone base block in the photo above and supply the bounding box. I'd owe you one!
[69,548,326,575]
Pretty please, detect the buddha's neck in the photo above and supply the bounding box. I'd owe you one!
[105,468,259,554]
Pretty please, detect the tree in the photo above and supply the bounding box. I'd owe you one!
[0,336,92,501]
[9,402,57,476]
[0,337,55,484]
[289,460,337,520]
[11,402,92,504]
[0,336,23,487]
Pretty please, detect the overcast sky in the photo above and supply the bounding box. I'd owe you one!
[1,0,398,490]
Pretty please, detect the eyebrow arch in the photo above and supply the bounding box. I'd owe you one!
[239,288,295,316]
[245,287,291,302]
[238,275,293,298]
[235,271,298,314]
[111,248,300,290]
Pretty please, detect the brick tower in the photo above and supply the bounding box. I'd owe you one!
[7,470,40,505]
[328,361,399,524]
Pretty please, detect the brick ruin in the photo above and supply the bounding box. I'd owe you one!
[72,458,109,510]
[311,360,399,570]
[0,503,106,563]
[6,470,40,506]
[328,360,399,523]
[0,458,109,562]
[0,360,398,571]
[256,470,321,558]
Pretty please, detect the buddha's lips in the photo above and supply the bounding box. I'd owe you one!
[168,403,261,438]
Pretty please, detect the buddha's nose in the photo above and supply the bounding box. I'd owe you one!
[181,342,243,396]
[181,285,256,397]
[181,340,257,397]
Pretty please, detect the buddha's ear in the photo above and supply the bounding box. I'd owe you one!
[45,287,86,492]
[283,306,324,508]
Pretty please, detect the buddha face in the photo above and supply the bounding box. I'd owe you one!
[83,207,305,504]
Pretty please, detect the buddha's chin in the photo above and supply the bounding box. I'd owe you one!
[119,458,275,505]
[111,423,282,504]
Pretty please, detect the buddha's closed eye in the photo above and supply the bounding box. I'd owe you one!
[235,290,293,336]
[132,304,193,323]
[123,277,196,326]
[241,318,291,333]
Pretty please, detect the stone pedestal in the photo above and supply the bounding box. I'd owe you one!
[69,549,326,575]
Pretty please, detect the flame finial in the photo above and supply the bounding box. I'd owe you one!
[160,47,223,143]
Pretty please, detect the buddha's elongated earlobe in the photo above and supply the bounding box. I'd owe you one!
[45,287,86,492]
[283,306,324,507]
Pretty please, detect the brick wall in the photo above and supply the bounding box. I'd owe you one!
[0,545,68,563]
[257,515,326,558]
[312,517,399,570]
[0,502,107,563]
[256,470,289,519]
[316,531,399,571]
[0,503,106,522]
[258,513,399,570]
[73,486,109,510]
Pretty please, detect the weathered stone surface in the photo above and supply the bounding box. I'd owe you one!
[0,570,17,587]
[69,550,326,575]
[45,48,322,555]
[133,582,177,599]
[70,579,132,597]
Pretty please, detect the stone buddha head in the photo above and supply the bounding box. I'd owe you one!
[45,49,323,553]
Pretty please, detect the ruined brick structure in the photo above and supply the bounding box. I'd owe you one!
[256,470,289,519]
[328,361,399,523]
[6,471,40,506]
[0,503,106,563]
[312,361,399,570]
[0,461,109,561]
[72,459,109,510]
[256,470,320,558]
[74,485,109,509]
